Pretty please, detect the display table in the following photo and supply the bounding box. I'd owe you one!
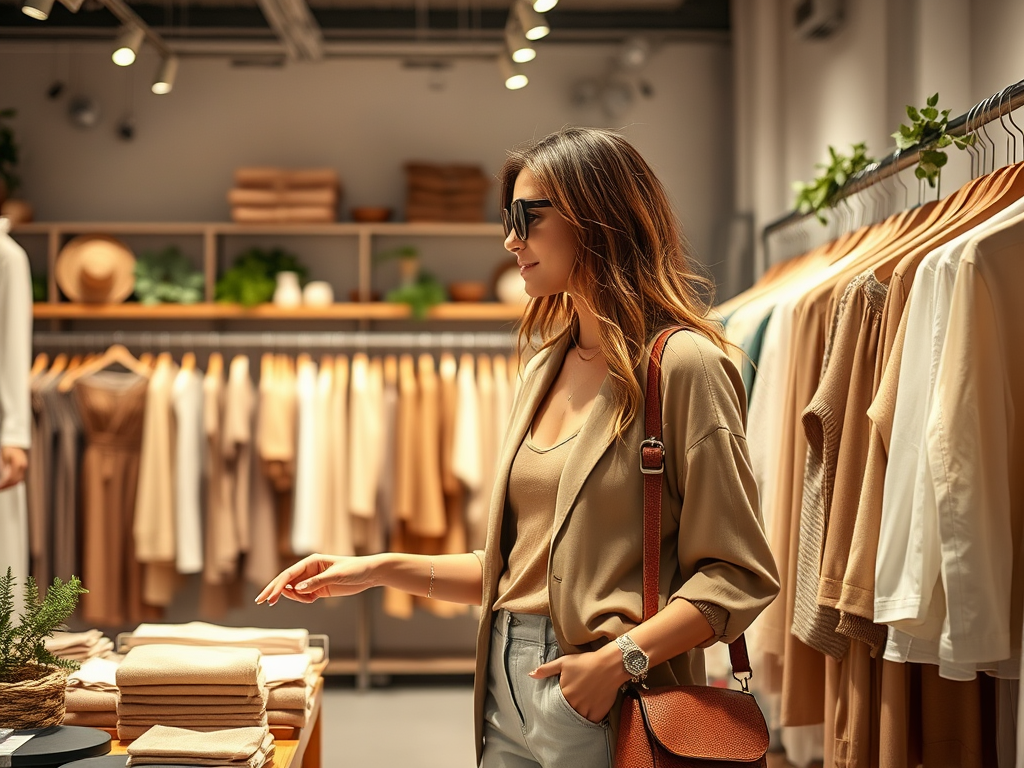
[98,669,324,768]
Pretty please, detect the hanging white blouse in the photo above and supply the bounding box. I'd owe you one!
[172,366,204,574]
[291,356,320,556]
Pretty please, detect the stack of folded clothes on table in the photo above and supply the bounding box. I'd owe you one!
[404,162,489,222]
[126,725,274,768]
[122,622,313,657]
[228,167,341,224]
[262,654,317,727]
[63,656,121,727]
[116,645,267,740]
[46,629,115,661]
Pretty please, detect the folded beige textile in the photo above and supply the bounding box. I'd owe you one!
[117,683,262,698]
[65,687,118,712]
[118,716,268,728]
[67,656,121,691]
[127,725,269,760]
[120,725,271,740]
[58,637,115,661]
[63,710,118,727]
[260,654,311,685]
[129,738,274,768]
[117,701,267,717]
[267,709,306,727]
[46,629,104,652]
[125,622,308,655]
[117,645,263,687]
[119,692,266,707]
[266,683,309,711]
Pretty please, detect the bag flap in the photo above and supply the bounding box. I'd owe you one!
[634,685,770,762]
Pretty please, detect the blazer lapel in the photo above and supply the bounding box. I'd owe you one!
[551,372,619,540]
[480,336,570,594]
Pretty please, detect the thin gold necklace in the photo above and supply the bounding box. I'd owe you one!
[571,329,602,362]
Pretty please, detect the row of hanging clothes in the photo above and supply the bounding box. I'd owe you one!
[25,331,520,629]
[718,81,1024,768]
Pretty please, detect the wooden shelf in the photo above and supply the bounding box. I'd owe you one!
[324,655,475,677]
[32,302,524,321]
[12,221,504,237]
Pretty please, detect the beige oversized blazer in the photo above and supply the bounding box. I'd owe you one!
[472,329,780,759]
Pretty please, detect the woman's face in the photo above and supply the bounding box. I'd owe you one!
[504,168,578,298]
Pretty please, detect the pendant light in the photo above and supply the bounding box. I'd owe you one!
[20,0,54,20]
[532,0,557,11]
[151,55,178,94]
[505,18,536,64]
[112,25,144,67]
[499,55,528,90]
[514,0,549,41]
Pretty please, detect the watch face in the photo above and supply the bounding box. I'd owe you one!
[623,649,648,675]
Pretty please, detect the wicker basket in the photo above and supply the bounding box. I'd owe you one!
[0,666,68,729]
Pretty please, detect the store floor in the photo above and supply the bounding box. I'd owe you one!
[320,678,804,768]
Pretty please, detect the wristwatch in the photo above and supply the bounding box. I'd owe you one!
[615,633,650,683]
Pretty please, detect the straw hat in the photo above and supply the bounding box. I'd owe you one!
[55,234,136,303]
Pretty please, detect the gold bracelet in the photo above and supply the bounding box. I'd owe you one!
[427,560,435,599]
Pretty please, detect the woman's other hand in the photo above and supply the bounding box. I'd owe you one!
[255,553,378,606]
[528,644,629,723]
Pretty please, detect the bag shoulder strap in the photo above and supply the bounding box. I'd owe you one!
[643,327,753,679]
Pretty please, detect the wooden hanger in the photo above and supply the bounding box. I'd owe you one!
[207,351,224,379]
[31,353,49,377]
[181,351,196,373]
[58,343,151,393]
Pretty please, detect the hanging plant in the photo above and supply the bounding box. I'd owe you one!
[892,93,975,188]
[792,142,874,224]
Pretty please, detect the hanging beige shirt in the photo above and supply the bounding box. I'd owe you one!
[172,366,204,575]
[452,353,482,547]
[224,355,255,556]
[323,355,353,556]
[411,353,446,539]
[203,357,236,585]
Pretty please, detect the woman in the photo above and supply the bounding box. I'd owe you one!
[257,127,779,768]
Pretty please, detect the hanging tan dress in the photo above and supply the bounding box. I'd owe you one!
[75,371,151,627]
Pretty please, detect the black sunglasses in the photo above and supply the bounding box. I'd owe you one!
[502,198,553,241]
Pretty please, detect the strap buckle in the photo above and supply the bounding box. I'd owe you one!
[639,437,665,475]
[733,670,753,693]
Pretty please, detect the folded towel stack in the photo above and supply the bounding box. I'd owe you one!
[64,656,120,727]
[116,645,267,740]
[47,629,115,661]
[405,162,489,222]
[123,622,310,656]
[126,725,274,768]
[262,653,316,728]
[229,167,341,224]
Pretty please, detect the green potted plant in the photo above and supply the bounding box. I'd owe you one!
[374,245,420,287]
[215,246,308,307]
[0,568,87,730]
[134,246,205,305]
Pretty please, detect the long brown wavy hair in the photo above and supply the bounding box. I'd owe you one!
[500,127,726,439]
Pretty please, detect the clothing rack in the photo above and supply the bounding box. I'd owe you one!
[32,330,517,352]
[761,77,1024,260]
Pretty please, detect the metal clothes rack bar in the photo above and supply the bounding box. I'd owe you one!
[32,330,517,351]
[762,77,1024,250]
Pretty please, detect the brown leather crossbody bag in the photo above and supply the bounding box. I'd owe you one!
[613,327,770,768]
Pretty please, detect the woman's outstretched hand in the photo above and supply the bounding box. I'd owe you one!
[255,553,377,606]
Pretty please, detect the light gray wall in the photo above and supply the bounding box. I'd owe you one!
[0,39,734,275]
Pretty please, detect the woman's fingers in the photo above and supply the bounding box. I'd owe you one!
[255,557,321,605]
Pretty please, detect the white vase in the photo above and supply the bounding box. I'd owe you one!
[302,280,334,306]
[273,271,302,307]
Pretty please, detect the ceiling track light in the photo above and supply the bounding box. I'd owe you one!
[532,0,557,11]
[514,0,550,41]
[20,0,54,21]
[504,18,536,64]
[498,54,528,91]
[112,24,145,66]
[152,54,178,94]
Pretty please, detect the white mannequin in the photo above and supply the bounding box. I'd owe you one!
[0,215,32,606]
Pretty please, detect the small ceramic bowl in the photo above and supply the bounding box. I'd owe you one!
[448,281,488,302]
[351,207,393,222]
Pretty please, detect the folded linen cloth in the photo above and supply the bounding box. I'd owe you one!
[125,622,307,655]
[266,683,309,711]
[117,645,263,688]
[129,734,274,768]
[117,683,262,698]
[65,687,118,712]
[119,724,271,740]
[63,710,118,727]
[116,708,268,720]
[118,715,268,727]
[67,656,121,692]
[267,709,307,727]
[118,692,266,707]
[47,629,104,652]
[59,637,115,661]
[126,725,270,760]
[261,654,312,686]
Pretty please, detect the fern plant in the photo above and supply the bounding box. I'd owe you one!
[0,568,87,683]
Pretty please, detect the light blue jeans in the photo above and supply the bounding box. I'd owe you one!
[480,609,613,768]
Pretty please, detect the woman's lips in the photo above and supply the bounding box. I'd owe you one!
[519,261,538,274]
